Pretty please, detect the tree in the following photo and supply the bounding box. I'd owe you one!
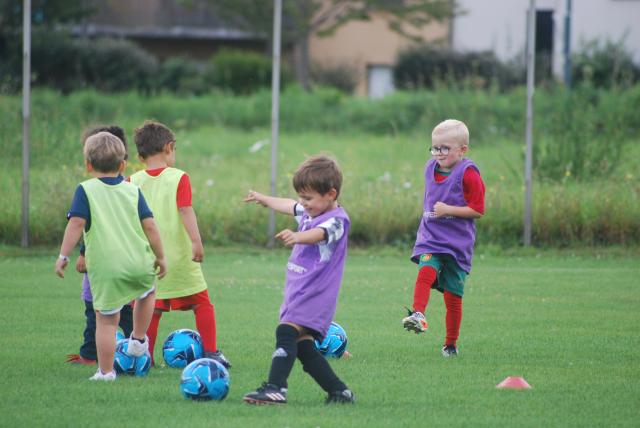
[0,0,92,35]
[207,0,455,90]
[0,0,94,91]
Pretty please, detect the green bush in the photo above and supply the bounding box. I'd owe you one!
[572,37,640,89]
[75,37,158,93]
[0,31,158,93]
[394,45,524,91]
[210,49,273,94]
[157,57,212,95]
[310,61,359,94]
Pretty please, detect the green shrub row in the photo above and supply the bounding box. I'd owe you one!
[394,46,524,90]
[0,31,284,95]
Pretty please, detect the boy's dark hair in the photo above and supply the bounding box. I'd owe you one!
[82,125,128,160]
[293,155,343,198]
[84,132,126,173]
[134,120,175,159]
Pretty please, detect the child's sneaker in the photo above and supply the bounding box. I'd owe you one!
[204,350,232,369]
[89,369,116,381]
[325,389,356,404]
[127,335,149,357]
[441,344,459,357]
[243,382,287,405]
[66,354,97,365]
[402,310,428,334]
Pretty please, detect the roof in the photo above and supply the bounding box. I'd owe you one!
[71,0,264,41]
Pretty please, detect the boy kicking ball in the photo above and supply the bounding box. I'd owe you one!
[402,119,485,357]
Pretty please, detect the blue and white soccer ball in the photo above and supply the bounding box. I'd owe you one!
[113,339,152,376]
[180,358,230,401]
[315,322,348,358]
[163,329,204,368]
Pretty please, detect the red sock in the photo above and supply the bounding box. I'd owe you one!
[194,302,217,353]
[147,311,163,363]
[413,266,437,313]
[444,291,462,346]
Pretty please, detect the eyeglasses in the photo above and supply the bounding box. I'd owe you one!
[430,146,452,155]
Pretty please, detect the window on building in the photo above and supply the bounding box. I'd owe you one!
[367,65,395,99]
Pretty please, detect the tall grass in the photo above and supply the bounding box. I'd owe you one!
[1,122,638,246]
[2,84,638,170]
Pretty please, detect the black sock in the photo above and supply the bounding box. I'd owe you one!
[267,324,299,388]
[297,339,347,393]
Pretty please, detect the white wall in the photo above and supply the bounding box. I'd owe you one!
[452,0,640,78]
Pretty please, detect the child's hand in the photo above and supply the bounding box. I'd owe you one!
[192,242,204,263]
[434,201,452,217]
[244,190,268,207]
[275,229,299,247]
[55,257,69,278]
[155,258,167,279]
[76,255,87,273]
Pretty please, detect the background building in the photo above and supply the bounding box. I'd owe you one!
[451,0,640,80]
[309,11,448,97]
[73,0,267,60]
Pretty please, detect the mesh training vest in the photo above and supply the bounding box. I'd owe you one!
[130,167,207,299]
[81,178,156,310]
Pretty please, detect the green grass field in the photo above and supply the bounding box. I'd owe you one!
[1,247,638,427]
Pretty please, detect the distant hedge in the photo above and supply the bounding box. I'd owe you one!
[0,32,281,95]
[394,45,524,91]
[1,31,159,93]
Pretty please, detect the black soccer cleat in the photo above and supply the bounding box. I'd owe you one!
[204,350,232,369]
[441,344,459,357]
[243,382,287,405]
[325,389,355,404]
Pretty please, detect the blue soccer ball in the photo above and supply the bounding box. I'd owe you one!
[315,322,348,358]
[163,329,204,368]
[180,358,230,401]
[113,339,152,376]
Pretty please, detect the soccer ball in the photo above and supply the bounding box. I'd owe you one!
[315,322,348,358]
[180,358,230,401]
[113,339,152,376]
[163,329,204,368]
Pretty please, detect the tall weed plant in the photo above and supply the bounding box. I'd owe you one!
[533,83,640,180]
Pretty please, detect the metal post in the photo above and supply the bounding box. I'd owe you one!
[563,0,572,88]
[524,0,536,247]
[268,0,282,248]
[22,0,31,248]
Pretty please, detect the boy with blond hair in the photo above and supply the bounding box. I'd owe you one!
[66,125,134,366]
[402,119,485,357]
[55,132,166,381]
[243,155,355,405]
[130,120,230,369]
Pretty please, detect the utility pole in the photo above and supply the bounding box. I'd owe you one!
[268,0,282,248]
[22,0,31,248]
[524,0,536,246]
[563,0,572,88]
